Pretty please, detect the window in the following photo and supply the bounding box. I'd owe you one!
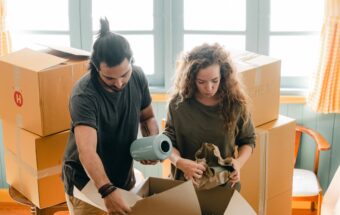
[269,0,324,92]
[7,0,324,91]
[91,0,160,85]
[7,0,70,51]
[183,0,246,51]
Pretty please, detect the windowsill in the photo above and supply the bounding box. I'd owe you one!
[151,92,307,104]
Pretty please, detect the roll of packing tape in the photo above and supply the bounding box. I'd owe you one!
[130,134,173,161]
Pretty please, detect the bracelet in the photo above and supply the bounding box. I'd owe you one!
[98,183,117,198]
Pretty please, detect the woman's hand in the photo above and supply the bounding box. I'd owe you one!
[176,158,206,184]
[228,158,241,188]
[229,144,253,188]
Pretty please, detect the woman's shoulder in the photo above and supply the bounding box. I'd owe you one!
[168,96,192,111]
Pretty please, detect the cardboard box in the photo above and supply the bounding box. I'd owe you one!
[266,189,293,215]
[232,51,281,127]
[0,47,89,136]
[241,115,296,215]
[74,177,256,215]
[2,121,69,208]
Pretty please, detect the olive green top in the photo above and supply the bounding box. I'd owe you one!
[163,98,256,181]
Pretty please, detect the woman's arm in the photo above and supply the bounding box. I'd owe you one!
[229,144,253,187]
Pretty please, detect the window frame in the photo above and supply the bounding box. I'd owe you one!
[8,0,321,93]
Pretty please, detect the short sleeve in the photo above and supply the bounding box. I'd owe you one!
[136,67,152,110]
[163,103,178,148]
[69,94,98,131]
[235,116,256,149]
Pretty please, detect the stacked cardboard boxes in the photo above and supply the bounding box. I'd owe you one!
[234,51,295,215]
[241,116,295,215]
[0,47,89,208]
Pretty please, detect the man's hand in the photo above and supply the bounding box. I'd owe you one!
[103,190,131,215]
[140,160,159,165]
[176,158,206,185]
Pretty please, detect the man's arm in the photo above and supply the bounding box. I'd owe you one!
[139,104,159,165]
[74,125,131,214]
[139,104,159,136]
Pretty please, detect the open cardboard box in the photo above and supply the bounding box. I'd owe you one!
[74,177,256,215]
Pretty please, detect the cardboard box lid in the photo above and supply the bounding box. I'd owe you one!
[0,48,67,71]
[0,46,90,72]
[231,50,280,69]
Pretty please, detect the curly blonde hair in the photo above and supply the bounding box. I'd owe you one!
[170,43,251,134]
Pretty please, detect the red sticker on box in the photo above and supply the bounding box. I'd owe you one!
[14,91,23,107]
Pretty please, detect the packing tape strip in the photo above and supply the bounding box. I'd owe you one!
[5,148,62,180]
[15,114,23,191]
[256,129,268,215]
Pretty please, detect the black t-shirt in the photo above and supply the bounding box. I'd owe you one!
[62,65,151,195]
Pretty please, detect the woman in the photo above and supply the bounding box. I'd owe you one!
[163,43,256,190]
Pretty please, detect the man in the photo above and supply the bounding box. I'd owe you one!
[62,18,159,215]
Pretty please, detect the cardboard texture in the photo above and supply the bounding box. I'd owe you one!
[241,115,296,215]
[232,51,281,127]
[322,165,340,215]
[0,48,89,136]
[75,177,256,215]
[2,121,69,208]
[196,185,256,215]
[266,189,293,215]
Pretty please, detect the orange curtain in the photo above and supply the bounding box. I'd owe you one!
[0,0,11,56]
[307,0,340,113]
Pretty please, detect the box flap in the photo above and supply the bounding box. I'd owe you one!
[73,180,142,211]
[0,48,67,71]
[196,186,256,215]
[131,179,200,215]
[224,190,257,215]
[231,50,279,72]
[43,45,91,57]
[196,186,233,214]
[257,115,296,131]
[323,165,340,214]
